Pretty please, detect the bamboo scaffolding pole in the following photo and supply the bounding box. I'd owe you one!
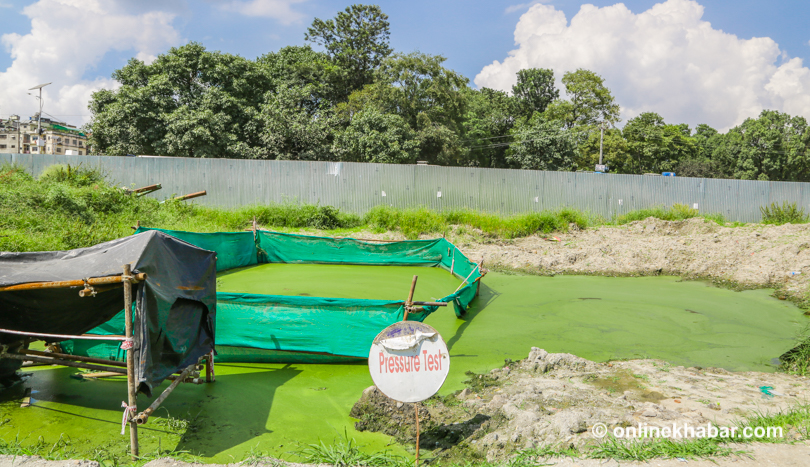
[79,283,123,297]
[395,301,448,307]
[173,191,206,201]
[132,184,161,195]
[0,273,146,293]
[403,275,418,321]
[123,264,139,458]
[133,363,197,425]
[20,348,127,368]
[71,371,125,379]
[0,352,128,373]
[415,404,421,467]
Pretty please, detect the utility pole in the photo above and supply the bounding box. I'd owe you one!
[28,82,51,151]
[599,122,604,166]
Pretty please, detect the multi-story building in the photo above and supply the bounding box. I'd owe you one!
[0,114,89,155]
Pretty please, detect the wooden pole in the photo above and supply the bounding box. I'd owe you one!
[396,301,447,307]
[173,190,206,201]
[403,275,418,321]
[20,348,127,367]
[123,264,139,458]
[0,352,126,373]
[132,184,161,195]
[133,363,197,424]
[0,273,146,293]
[415,404,420,467]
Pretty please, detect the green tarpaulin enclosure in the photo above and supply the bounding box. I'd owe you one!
[66,228,482,363]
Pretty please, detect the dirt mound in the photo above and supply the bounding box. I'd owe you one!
[448,217,810,307]
[351,348,810,463]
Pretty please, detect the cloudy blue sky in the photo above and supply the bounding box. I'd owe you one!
[0,0,808,131]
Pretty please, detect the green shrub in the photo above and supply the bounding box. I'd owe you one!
[760,201,808,225]
[38,163,104,186]
[670,203,699,219]
[780,325,810,376]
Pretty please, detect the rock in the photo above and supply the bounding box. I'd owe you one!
[458,388,472,399]
[642,408,658,417]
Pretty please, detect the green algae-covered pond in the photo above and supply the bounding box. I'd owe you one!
[3,267,807,463]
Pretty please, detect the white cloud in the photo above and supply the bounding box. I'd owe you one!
[0,0,181,125]
[475,0,810,131]
[218,0,307,24]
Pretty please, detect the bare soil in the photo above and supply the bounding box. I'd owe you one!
[350,348,810,464]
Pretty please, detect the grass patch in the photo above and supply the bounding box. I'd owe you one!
[761,201,808,225]
[613,203,725,225]
[0,162,790,254]
[588,436,740,461]
[297,431,410,467]
[779,324,810,376]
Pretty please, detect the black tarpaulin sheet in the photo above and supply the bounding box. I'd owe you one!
[0,230,216,395]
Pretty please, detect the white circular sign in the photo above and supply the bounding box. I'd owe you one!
[368,321,450,403]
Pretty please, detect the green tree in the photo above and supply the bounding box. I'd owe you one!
[371,52,468,130]
[89,43,272,158]
[545,69,620,130]
[622,112,697,174]
[512,68,558,119]
[332,109,418,163]
[258,45,346,109]
[506,114,577,171]
[461,87,516,168]
[674,123,726,178]
[305,4,392,96]
[576,128,629,172]
[259,85,336,160]
[714,110,810,181]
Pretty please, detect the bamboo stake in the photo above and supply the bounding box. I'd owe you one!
[79,283,124,297]
[21,348,127,367]
[132,184,161,195]
[21,388,31,408]
[415,404,420,467]
[173,191,206,201]
[123,264,139,458]
[71,371,125,379]
[403,275,418,321]
[0,353,127,373]
[0,273,146,293]
[133,363,197,425]
[395,301,447,307]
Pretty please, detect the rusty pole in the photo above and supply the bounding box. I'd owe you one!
[123,264,139,458]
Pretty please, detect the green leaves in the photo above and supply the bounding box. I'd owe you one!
[507,114,577,171]
[306,4,392,95]
[332,109,417,163]
[512,68,558,119]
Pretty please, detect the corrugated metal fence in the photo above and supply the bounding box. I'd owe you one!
[2,152,808,222]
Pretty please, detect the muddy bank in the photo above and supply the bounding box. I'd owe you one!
[351,349,810,464]
[305,217,810,309]
[457,217,810,307]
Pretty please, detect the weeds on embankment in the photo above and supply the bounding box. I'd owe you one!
[0,162,735,251]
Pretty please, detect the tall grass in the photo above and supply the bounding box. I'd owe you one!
[779,324,810,376]
[297,432,410,467]
[0,162,736,252]
[761,201,809,225]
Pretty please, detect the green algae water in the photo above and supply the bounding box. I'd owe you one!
[3,271,807,463]
[217,264,461,301]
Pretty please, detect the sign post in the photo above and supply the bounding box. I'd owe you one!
[369,321,450,465]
